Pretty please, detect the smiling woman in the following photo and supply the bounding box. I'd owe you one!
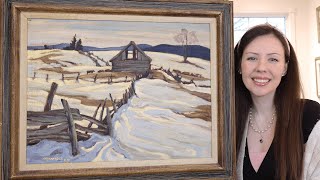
[235,24,320,180]
[240,34,288,98]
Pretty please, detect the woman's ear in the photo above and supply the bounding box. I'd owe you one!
[282,63,288,76]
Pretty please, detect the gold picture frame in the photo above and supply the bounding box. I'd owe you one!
[1,0,235,179]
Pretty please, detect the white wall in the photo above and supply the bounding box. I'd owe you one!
[233,0,320,102]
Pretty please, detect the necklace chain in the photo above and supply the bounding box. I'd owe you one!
[249,107,276,143]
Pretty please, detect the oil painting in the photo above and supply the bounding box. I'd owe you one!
[25,15,215,165]
[3,0,234,179]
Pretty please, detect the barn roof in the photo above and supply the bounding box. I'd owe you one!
[110,41,152,62]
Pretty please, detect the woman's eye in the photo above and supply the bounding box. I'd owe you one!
[247,57,256,61]
[269,58,279,62]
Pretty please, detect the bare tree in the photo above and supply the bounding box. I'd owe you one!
[174,28,199,62]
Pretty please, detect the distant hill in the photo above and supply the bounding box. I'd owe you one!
[28,43,210,61]
[27,43,69,50]
[144,44,210,61]
[28,43,153,52]
[82,44,153,52]
[28,44,111,51]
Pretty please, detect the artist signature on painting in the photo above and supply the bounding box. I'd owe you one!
[42,157,71,162]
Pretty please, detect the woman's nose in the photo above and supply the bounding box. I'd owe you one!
[256,60,267,72]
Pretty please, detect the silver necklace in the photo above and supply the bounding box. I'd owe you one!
[249,107,275,143]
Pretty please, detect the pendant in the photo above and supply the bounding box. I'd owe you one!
[260,139,263,143]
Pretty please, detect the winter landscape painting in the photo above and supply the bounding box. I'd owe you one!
[3,0,235,179]
[17,12,219,173]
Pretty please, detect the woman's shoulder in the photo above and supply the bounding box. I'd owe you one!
[302,99,320,143]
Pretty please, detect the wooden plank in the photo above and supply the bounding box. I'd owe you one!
[75,123,107,135]
[27,123,68,137]
[27,108,82,126]
[61,99,79,156]
[86,102,102,133]
[81,114,108,129]
[76,131,91,140]
[27,133,71,145]
[26,131,90,145]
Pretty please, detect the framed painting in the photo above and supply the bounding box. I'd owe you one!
[316,57,320,97]
[317,6,320,43]
[1,0,235,179]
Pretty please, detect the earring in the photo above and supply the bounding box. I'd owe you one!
[238,70,242,74]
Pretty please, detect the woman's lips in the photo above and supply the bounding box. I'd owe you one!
[252,78,270,85]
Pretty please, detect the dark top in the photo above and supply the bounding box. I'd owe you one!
[243,99,320,180]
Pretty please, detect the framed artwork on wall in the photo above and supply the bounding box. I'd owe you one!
[1,0,235,179]
[315,57,320,97]
[317,6,320,43]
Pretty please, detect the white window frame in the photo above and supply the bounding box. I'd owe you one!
[234,12,296,50]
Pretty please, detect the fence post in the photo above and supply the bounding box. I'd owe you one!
[76,72,80,82]
[122,93,126,104]
[109,93,117,113]
[41,82,58,130]
[103,106,112,135]
[99,98,107,121]
[131,81,136,96]
[61,99,79,156]
[44,82,58,112]
[86,102,102,134]
[94,74,98,83]
[124,90,128,104]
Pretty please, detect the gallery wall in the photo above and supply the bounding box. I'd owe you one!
[233,0,320,102]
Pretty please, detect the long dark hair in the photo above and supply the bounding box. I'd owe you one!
[234,24,304,180]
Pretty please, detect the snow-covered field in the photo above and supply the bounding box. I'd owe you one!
[26,49,214,164]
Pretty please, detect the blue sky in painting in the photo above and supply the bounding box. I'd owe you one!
[28,19,210,48]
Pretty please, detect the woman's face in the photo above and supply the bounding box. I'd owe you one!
[240,34,288,99]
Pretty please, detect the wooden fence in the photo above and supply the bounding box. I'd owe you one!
[31,71,135,84]
[26,71,146,156]
[155,67,199,87]
[78,50,110,66]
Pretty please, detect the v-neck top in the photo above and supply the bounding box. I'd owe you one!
[242,99,320,180]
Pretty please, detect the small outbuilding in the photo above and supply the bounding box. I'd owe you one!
[110,41,152,73]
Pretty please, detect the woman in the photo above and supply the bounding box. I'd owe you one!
[235,24,320,180]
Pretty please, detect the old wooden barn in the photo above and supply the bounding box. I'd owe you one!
[110,41,152,73]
